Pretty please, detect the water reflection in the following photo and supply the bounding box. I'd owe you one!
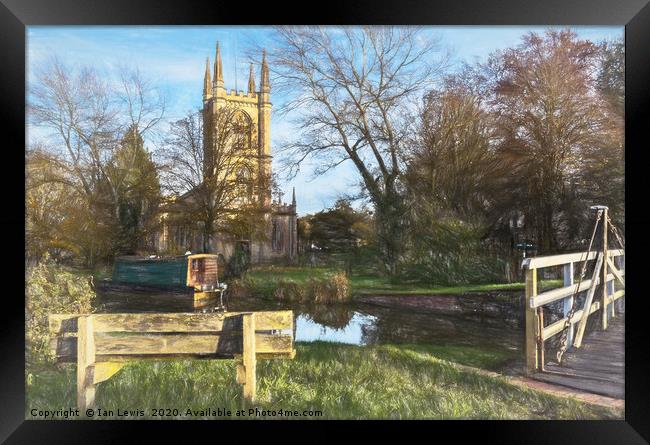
[296,312,378,344]
[95,291,522,355]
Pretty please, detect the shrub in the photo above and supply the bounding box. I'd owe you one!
[398,251,507,286]
[227,243,251,278]
[274,280,307,302]
[236,269,352,304]
[314,271,350,303]
[274,272,351,304]
[26,256,96,365]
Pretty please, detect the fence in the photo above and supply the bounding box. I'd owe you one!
[521,249,625,375]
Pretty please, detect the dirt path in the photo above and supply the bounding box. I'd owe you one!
[452,362,624,412]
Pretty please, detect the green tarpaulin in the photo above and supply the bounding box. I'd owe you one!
[112,256,188,287]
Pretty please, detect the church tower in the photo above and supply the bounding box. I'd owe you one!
[202,42,273,207]
[199,41,296,262]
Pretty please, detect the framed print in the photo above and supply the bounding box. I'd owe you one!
[2,0,649,441]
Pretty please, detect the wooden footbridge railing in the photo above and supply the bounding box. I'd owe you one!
[49,311,295,409]
[522,248,624,375]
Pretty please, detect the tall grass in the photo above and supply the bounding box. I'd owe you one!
[26,342,620,420]
[234,270,351,303]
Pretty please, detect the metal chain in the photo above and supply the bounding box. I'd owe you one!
[556,209,603,364]
[607,214,625,250]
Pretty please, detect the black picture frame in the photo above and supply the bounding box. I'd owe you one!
[2,0,648,442]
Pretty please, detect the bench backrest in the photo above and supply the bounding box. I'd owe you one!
[49,311,294,361]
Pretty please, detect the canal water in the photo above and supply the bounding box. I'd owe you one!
[95,289,524,373]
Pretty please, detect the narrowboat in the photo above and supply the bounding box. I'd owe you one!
[97,253,227,309]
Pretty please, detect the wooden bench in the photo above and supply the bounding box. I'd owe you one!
[49,311,295,409]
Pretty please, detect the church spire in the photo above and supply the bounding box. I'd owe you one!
[260,49,270,93]
[213,41,224,89]
[203,56,212,101]
[248,63,256,94]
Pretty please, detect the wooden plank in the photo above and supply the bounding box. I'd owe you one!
[50,311,293,335]
[611,290,624,301]
[90,352,293,363]
[93,313,242,333]
[51,333,293,360]
[257,311,294,333]
[602,212,609,330]
[537,307,545,371]
[93,362,125,384]
[607,270,616,319]
[522,251,598,270]
[255,334,294,354]
[235,358,246,384]
[93,333,241,355]
[50,336,77,361]
[242,313,256,403]
[531,279,594,308]
[607,258,625,287]
[543,299,602,340]
[49,314,80,335]
[258,350,297,360]
[563,263,575,346]
[525,268,539,375]
[77,316,96,410]
[536,316,625,399]
[91,333,292,356]
[530,274,615,308]
[522,249,622,270]
[573,253,603,348]
[608,249,624,257]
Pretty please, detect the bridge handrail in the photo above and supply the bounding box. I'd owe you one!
[529,273,623,308]
[522,249,624,270]
[521,248,624,375]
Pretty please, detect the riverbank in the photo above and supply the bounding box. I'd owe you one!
[357,292,524,325]
[26,342,619,420]
[237,266,561,297]
[231,267,562,322]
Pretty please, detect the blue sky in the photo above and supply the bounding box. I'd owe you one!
[26,26,623,216]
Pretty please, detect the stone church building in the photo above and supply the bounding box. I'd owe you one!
[156,42,297,263]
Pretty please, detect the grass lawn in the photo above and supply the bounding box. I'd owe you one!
[240,266,562,297]
[26,342,619,420]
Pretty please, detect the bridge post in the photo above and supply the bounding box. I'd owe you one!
[563,262,575,346]
[601,208,609,330]
[615,255,624,313]
[241,313,257,403]
[77,315,96,410]
[608,275,616,318]
[524,267,540,375]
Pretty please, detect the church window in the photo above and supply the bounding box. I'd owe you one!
[236,167,254,201]
[232,111,252,152]
[272,220,284,251]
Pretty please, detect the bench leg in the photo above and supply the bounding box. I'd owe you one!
[242,313,257,403]
[77,315,96,411]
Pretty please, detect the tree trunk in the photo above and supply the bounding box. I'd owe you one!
[374,191,406,277]
[203,228,211,253]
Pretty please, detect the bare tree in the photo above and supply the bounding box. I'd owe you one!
[269,26,447,275]
[26,146,86,263]
[158,106,261,253]
[408,81,501,221]
[27,58,165,265]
